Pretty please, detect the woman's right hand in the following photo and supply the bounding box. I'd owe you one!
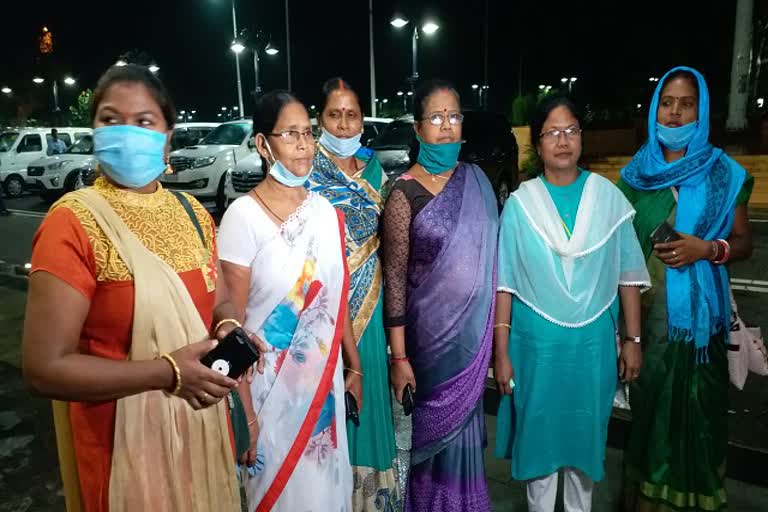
[169,339,239,410]
[494,352,515,395]
[391,361,416,404]
[240,419,260,466]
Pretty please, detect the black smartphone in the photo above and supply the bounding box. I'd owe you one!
[650,221,682,245]
[345,391,360,427]
[402,385,414,416]
[200,327,260,379]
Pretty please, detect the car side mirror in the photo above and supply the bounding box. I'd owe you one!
[247,138,256,150]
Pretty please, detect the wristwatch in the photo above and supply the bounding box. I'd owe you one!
[624,336,641,344]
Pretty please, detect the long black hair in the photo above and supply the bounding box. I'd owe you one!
[91,64,176,128]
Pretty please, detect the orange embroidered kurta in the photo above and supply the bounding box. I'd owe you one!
[30,177,218,512]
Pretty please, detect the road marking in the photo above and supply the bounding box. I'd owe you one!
[731,284,768,294]
[7,209,46,218]
[731,278,768,286]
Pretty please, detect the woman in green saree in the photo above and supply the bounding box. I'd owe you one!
[618,66,754,511]
[306,77,398,511]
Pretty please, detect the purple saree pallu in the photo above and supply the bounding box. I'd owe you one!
[404,163,498,512]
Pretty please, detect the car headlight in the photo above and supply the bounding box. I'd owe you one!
[47,161,72,171]
[192,156,216,169]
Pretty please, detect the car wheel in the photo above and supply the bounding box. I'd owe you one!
[215,174,229,212]
[64,171,84,192]
[3,175,24,197]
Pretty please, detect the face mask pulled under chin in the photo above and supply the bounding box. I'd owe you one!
[264,140,310,188]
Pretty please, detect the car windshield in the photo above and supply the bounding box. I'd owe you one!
[201,123,250,146]
[370,122,414,149]
[0,131,19,152]
[66,135,93,155]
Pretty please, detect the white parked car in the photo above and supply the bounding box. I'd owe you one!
[161,120,254,210]
[28,134,95,200]
[170,122,221,151]
[0,127,92,197]
[223,116,393,203]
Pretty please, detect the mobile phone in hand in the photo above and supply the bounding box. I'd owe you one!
[200,327,260,379]
[345,391,360,427]
[650,221,682,245]
[402,385,415,416]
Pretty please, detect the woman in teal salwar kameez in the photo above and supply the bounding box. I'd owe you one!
[307,77,398,512]
[494,96,650,512]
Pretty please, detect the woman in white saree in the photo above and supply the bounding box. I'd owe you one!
[218,91,360,512]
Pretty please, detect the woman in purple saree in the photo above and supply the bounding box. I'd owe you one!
[382,80,498,512]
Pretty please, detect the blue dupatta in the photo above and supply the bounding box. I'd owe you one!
[621,66,746,355]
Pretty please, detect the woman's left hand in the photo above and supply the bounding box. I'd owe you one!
[619,342,643,383]
[344,371,363,413]
[654,234,713,269]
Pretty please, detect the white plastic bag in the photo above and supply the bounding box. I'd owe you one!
[747,326,768,376]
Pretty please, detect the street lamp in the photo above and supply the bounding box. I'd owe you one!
[265,44,279,56]
[231,40,246,54]
[33,77,45,84]
[63,77,76,86]
[1,87,11,94]
[115,59,128,67]
[148,64,160,74]
[390,17,409,28]
[561,76,577,93]
[649,77,659,82]
[391,16,440,94]
[422,21,439,35]
[218,0,245,117]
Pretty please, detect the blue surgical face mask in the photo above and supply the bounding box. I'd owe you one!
[265,141,310,187]
[416,135,462,174]
[94,125,167,188]
[656,121,698,151]
[319,129,362,158]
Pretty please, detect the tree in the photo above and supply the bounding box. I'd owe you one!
[509,94,536,126]
[68,89,93,127]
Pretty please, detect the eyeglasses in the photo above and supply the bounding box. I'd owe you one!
[539,126,582,143]
[268,129,314,144]
[423,112,464,126]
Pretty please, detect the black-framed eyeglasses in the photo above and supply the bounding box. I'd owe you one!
[268,129,314,144]
[423,112,464,126]
[539,126,582,143]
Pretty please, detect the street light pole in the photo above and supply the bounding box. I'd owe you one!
[369,0,377,117]
[411,25,419,93]
[52,80,60,112]
[253,49,261,97]
[231,0,244,116]
[285,0,292,90]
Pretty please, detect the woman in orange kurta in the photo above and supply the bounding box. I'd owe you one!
[23,65,246,512]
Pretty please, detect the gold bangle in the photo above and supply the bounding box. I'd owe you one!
[247,417,258,427]
[494,323,511,329]
[214,318,242,334]
[159,353,182,395]
[345,367,364,377]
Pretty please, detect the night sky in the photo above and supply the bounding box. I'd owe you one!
[0,0,757,123]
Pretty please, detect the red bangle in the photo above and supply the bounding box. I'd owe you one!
[390,356,409,363]
[713,239,730,265]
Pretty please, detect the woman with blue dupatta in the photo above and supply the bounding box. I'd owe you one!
[219,91,359,511]
[619,67,754,511]
[307,77,399,512]
[494,95,649,512]
[381,79,498,511]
